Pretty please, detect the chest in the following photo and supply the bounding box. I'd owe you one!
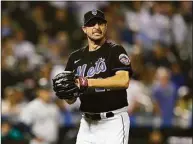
[156,87,175,102]
[74,50,111,78]
[33,104,58,123]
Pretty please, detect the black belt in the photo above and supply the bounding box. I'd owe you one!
[84,112,114,120]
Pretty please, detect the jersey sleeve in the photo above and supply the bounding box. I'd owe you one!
[110,45,133,77]
[65,54,74,71]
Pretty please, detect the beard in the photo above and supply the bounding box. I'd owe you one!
[87,34,105,44]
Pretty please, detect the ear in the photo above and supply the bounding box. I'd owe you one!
[82,26,87,34]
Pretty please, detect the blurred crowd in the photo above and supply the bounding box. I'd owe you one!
[1,1,192,144]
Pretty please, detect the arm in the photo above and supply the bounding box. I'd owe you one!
[88,70,129,89]
[78,45,132,90]
[63,54,77,104]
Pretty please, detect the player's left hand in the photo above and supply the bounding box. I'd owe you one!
[52,71,80,99]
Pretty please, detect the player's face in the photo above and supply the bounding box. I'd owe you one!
[38,89,51,102]
[82,18,107,41]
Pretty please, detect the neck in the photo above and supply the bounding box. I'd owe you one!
[88,38,106,51]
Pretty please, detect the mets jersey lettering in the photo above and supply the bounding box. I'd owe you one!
[76,58,107,77]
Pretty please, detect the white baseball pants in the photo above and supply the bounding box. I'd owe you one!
[76,107,130,144]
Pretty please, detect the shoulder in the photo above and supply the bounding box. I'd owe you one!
[51,104,60,113]
[106,40,125,51]
[23,99,40,111]
[105,40,127,55]
[69,46,88,58]
[106,40,120,48]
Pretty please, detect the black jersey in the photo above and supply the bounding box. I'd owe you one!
[65,40,133,113]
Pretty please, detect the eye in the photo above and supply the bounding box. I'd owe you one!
[86,19,106,27]
[98,20,105,25]
[86,21,97,27]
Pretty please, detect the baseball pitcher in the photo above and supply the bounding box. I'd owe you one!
[52,9,133,144]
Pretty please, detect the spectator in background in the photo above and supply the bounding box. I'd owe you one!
[51,7,82,50]
[2,14,13,38]
[125,1,155,50]
[36,32,50,56]
[51,8,69,36]
[55,97,81,144]
[23,5,48,44]
[164,2,188,51]
[47,41,67,64]
[103,2,124,44]
[151,2,173,47]
[34,62,53,96]
[174,86,192,128]
[2,86,27,125]
[31,5,48,32]
[152,67,178,126]
[18,85,60,144]
[2,37,18,98]
[115,12,135,53]
[13,30,38,70]
[145,42,173,68]
[55,31,70,59]
[1,120,25,144]
[162,2,192,64]
[126,79,154,115]
[37,63,52,81]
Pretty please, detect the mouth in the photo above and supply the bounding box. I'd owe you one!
[93,32,102,35]
[92,30,102,34]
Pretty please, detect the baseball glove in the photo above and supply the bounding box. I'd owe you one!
[52,71,80,99]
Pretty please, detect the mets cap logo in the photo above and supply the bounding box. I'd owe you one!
[92,9,97,15]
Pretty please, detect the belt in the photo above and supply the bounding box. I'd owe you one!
[83,106,128,120]
[84,112,114,120]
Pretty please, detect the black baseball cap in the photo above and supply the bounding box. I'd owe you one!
[84,9,107,26]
